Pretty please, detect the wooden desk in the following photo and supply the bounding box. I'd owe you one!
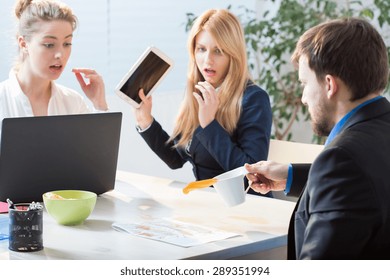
[0,171,295,260]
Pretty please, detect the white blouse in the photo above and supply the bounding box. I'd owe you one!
[0,69,92,122]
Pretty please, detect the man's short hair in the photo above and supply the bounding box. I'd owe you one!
[292,17,389,100]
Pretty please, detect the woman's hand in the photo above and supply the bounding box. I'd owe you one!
[134,89,153,129]
[72,68,108,111]
[193,81,219,128]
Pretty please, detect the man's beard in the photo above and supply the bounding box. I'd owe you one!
[310,102,333,137]
[312,119,332,137]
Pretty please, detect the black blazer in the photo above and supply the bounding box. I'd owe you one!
[139,82,272,195]
[287,97,390,259]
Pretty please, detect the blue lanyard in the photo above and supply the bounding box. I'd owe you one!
[325,96,384,146]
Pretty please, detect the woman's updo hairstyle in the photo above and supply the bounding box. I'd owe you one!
[15,0,78,40]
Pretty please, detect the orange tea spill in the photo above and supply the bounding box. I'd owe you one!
[182,178,217,194]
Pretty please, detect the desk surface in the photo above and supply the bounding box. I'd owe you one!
[0,171,295,260]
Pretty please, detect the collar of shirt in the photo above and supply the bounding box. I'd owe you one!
[325,95,384,146]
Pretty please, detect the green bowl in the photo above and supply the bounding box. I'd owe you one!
[43,190,97,226]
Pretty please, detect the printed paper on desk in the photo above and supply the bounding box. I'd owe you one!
[112,218,240,247]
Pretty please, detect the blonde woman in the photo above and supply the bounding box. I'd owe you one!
[134,9,272,195]
[0,0,108,122]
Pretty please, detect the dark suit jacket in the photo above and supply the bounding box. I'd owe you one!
[139,82,272,195]
[287,97,390,259]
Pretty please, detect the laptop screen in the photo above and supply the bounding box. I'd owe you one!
[0,112,122,203]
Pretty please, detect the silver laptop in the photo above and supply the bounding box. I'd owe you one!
[0,112,122,203]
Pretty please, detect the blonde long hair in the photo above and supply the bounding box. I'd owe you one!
[170,9,251,147]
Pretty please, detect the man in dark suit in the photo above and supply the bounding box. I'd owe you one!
[245,17,390,259]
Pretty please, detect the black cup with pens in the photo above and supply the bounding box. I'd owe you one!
[7,199,43,252]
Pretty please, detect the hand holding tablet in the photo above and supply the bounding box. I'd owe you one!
[115,46,174,108]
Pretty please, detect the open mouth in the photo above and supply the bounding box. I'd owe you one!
[50,65,62,70]
[204,68,216,75]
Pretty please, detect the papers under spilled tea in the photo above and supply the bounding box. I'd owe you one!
[112,218,240,247]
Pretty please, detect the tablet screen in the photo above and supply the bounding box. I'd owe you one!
[117,48,172,105]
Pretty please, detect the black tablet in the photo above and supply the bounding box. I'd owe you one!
[115,46,174,108]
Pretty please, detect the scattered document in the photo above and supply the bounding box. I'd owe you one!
[112,218,240,247]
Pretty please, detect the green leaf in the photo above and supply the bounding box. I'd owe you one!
[360,8,374,19]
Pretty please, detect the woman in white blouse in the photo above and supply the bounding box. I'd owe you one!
[0,0,108,121]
